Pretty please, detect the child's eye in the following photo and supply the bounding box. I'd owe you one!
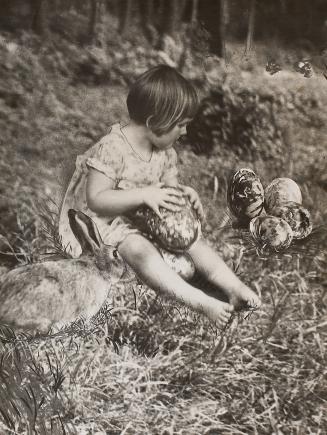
[113,249,119,259]
[178,119,192,128]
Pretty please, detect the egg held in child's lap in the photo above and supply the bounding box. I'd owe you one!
[135,188,201,253]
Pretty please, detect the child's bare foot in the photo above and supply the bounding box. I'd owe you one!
[204,300,234,327]
[229,286,261,312]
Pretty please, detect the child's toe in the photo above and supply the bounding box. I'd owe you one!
[248,296,261,310]
[221,302,234,314]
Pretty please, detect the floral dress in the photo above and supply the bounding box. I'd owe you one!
[59,122,178,258]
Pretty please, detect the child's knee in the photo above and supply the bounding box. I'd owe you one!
[118,235,155,262]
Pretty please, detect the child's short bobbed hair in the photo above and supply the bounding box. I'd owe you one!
[127,65,199,136]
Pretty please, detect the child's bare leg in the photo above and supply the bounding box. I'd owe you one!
[188,238,261,310]
[118,234,234,326]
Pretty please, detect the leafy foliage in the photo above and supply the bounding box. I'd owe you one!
[186,80,324,174]
[187,85,284,162]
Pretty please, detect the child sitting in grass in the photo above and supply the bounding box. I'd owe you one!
[59,65,261,327]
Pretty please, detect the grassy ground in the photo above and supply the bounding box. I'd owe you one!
[0,25,326,435]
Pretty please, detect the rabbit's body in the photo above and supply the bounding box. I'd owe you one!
[0,259,109,332]
[0,210,126,334]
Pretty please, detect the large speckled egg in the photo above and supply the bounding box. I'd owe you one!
[227,168,264,222]
[135,189,201,253]
[265,178,302,213]
[269,201,312,239]
[158,246,195,281]
[249,215,293,252]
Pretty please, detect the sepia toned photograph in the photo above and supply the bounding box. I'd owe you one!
[0,1,326,433]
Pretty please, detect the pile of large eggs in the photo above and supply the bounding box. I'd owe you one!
[227,168,313,252]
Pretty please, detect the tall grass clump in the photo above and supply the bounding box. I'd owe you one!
[0,239,326,434]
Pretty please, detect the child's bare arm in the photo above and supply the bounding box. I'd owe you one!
[86,169,183,218]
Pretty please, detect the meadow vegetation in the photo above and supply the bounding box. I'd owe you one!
[0,8,326,434]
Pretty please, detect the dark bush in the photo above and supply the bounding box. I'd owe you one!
[186,84,285,164]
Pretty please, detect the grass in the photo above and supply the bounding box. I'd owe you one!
[0,267,325,434]
[0,21,326,435]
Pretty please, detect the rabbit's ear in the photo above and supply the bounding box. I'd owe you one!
[68,209,103,255]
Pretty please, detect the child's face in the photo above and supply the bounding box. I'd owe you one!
[149,118,192,150]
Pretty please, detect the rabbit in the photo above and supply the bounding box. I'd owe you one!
[0,209,126,334]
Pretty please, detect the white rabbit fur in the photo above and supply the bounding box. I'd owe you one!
[0,209,126,334]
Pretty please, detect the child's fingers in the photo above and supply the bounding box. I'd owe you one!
[165,195,184,206]
[150,204,162,218]
[161,201,182,212]
[197,209,205,223]
[177,183,189,193]
[188,195,197,205]
[193,200,204,216]
[192,199,200,209]
[188,190,200,204]
[164,187,184,197]
[198,203,205,219]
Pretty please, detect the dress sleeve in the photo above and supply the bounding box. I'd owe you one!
[86,133,124,182]
[160,147,178,183]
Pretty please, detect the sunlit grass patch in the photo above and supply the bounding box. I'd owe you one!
[0,255,325,433]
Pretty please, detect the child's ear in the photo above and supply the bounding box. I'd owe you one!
[145,115,154,130]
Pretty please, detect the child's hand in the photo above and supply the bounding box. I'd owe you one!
[178,184,205,223]
[141,183,184,218]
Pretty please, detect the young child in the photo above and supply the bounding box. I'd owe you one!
[59,65,261,327]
